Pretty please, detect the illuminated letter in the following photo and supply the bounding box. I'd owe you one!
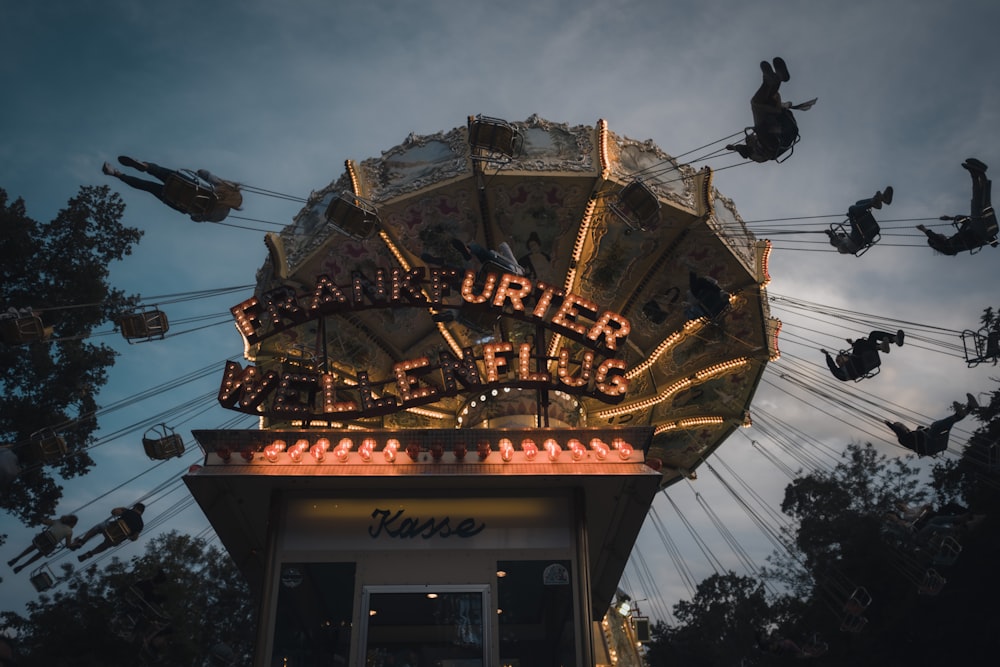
[218,361,280,411]
[587,311,631,352]
[557,349,594,388]
[272,373,319,416]
[262,286,307,331]
[231,297,264,344]
[461,270,496,304]
[551,292,598,337]
[438,347,483,392]
[482,342,514,383]
[517,343,550,383]
[427,268,460,304]
[530,282,563,320]
[492,273,533,312]
[595,358,629,399]
[320,374,359,414]
[392,267,428,304]
[394,357,439,405]
[307,275,348,315]
[357,371,399,414]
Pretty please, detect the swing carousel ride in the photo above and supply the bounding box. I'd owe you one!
[218,114,778,486]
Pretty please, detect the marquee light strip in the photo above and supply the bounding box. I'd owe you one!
[212,435,638,466]
[346,159,361,196]
[597,118,610,179]
[625,318,707,380]
[653,416,725,436]
[760,239,772,287]
[595,357,751,419]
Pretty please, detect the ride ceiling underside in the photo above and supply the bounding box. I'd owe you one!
[251,115,779,488]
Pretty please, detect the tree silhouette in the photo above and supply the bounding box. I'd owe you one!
[0,185,142,524]
[0,531,253,666]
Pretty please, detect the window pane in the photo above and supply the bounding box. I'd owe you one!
[497,560,576,667]
[271,562,355,666]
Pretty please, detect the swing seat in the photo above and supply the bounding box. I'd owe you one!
[961,327,1000,367]
[839,613,867,633]
[324,192,379,240]
[142,424,185,460]
[32,530,60,556]
[162,171,217,217]
[119,309,169,343]
[744,110,800,163]
[930,534,962,566]
[838,348,880,382]
[0,310,53,345]
[830,210,882,256]
[918,569,947,596]
[103,518,133,545]
[609,179,660,232]
[468,114,522,164]
[843,587,872,615]
[29,564,57,592]
[25,429,67,464]
[952,213,998,255]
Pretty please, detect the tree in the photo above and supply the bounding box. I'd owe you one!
[0,531,254,666]
[646,572,779,667]
[0,186,142,524]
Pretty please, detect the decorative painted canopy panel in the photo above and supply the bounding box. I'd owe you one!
[243,115,779,487]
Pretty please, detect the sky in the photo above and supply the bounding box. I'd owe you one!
[2,0,999,626]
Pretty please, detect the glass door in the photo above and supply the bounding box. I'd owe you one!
[361,585,489,667]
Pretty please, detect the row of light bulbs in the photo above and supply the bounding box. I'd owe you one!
[213,435,640,465]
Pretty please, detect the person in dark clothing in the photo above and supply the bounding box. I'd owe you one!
[684,271,731,321]
[917,158,997,255]
[72,503,145,561]
[726,58,817,163]
[103,156,242,222]
[821,330,904,381]
[885,394,978,456]
[827,186,893,254]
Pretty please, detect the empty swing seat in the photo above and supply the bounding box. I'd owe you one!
[609,180,660,231]
[119,310,169,342]
[918,569,947,596]
[468,115,521,163]
[142,424,185,460]
[30,564,57,592]
[930,534,962,566]
[839,613,867,633]
[0,310,52,345]
[24,429,67,464]
[961,327,1000,367]
[843,587,872,615]
[324,192,380,240]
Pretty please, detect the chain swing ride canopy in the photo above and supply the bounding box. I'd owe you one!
[222,114,778,488]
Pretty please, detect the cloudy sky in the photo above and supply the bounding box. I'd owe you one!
[2,0,998,623]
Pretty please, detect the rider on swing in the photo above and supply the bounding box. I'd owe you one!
[726,57,817,163]
[917,158,998,254]
[103,156,243,222]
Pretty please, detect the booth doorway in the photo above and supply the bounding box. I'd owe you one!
[361,585,490,666]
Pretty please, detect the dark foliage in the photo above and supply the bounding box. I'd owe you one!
[0,531,254,666]
[0,186,142,523]
[646,311,1000,664]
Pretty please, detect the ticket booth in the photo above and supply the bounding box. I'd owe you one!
[185,427,660,666]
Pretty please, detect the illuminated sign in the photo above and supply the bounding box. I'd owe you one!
[220,267,631,420]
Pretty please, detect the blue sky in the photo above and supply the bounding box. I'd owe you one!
[2,0,999,623]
